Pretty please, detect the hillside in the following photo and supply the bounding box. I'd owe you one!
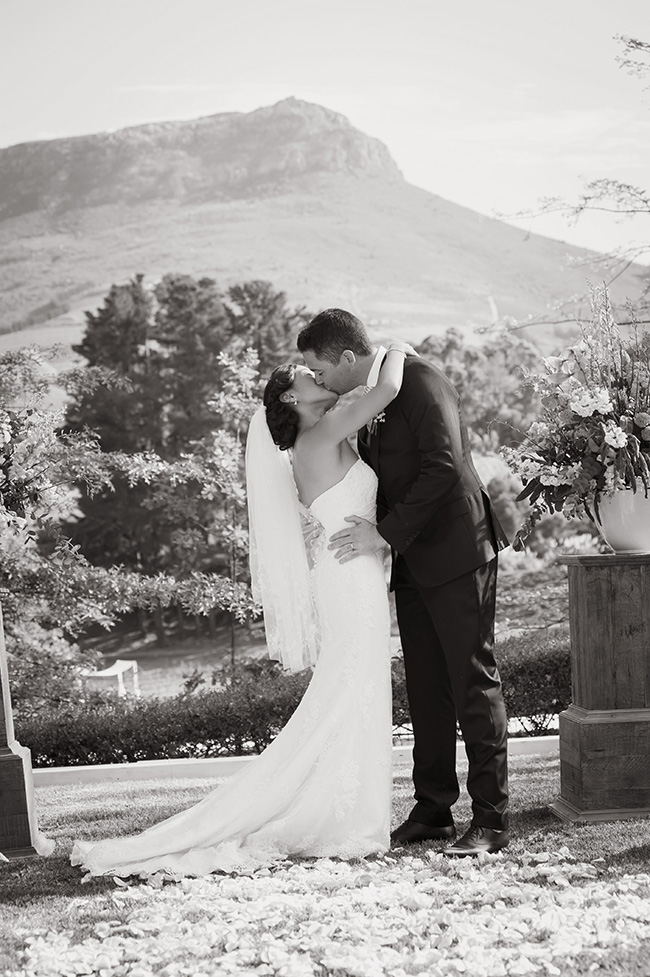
[0,98,645,350]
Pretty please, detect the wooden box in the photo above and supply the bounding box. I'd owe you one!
[550,554,650,822]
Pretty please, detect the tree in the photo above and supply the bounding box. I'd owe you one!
[70,274,159,452]
[225,280,310,375]
[74,274,152,374]
[152,273,233,455]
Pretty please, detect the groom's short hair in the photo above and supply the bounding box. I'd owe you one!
[297,308,373,363]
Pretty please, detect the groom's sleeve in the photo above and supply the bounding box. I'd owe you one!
[377,361,464,554]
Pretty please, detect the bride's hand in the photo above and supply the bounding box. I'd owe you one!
[387,341,418,356]
[328,516,386,563]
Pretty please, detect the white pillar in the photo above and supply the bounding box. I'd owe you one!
[0,603,54,858]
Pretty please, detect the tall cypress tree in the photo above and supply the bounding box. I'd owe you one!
[65,275,168,570]
[225,280,309,376]
[152,273,232,456]
[68,274,160,453]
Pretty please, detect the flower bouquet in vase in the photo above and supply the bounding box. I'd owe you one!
[502,284,650,553]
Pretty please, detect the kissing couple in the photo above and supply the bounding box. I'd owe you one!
[72,308,510,878]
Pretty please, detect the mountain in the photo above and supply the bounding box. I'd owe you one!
[0,98,401,219]
[0,98,645,350]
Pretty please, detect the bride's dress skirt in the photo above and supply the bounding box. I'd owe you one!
[71,460,393,877]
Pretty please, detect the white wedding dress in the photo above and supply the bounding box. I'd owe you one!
[71,459,393,877]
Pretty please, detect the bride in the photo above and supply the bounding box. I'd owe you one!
[71,346,409,877]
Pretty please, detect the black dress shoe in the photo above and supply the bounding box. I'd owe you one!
[390,819,456,845]
[443,824,510,857]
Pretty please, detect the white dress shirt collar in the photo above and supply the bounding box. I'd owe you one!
[365,346,387,389]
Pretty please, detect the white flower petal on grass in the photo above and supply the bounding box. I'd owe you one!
[15,853,650,977]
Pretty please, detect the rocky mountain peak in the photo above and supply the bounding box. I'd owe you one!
[0,98,403,220]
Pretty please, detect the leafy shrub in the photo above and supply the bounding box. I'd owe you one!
[18,638,572,767]
[21,661,311,767]
[496,631,572,734]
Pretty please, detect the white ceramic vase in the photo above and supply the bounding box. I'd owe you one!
[598,484,650,554]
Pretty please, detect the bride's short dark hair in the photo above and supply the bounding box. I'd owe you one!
[297,308,373,364]
[263,364,299,450]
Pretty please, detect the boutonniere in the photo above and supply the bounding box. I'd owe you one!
[367,411,386,436]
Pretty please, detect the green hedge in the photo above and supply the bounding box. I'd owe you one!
[21,663,311,767]
[496,632,572,735]
[18,635,571,767]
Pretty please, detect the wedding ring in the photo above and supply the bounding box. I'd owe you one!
[350,543,355,551]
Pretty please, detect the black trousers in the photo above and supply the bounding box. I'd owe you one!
[394,554,509,830]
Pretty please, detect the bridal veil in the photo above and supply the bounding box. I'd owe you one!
[245,406,320,673]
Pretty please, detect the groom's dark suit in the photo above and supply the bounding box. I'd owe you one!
[358,354,510,830]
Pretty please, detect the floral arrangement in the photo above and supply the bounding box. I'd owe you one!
[502,284,650,548]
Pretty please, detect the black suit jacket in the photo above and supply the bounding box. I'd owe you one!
[358,355,509,589]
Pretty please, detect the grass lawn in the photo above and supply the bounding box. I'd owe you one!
[1,753,650,976]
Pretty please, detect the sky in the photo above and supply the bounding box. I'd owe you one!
[1,0,649,259]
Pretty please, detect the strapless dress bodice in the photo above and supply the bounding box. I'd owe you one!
[308,459,378,534]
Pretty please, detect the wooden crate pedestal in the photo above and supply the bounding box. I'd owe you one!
[0,604,53,858]
[550,554,650,823]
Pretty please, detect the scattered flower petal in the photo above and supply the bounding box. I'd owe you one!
[9,852,650,977]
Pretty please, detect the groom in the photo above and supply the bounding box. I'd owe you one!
[297,308,510,856]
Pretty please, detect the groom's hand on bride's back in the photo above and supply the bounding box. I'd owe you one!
[329,516,386,563]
